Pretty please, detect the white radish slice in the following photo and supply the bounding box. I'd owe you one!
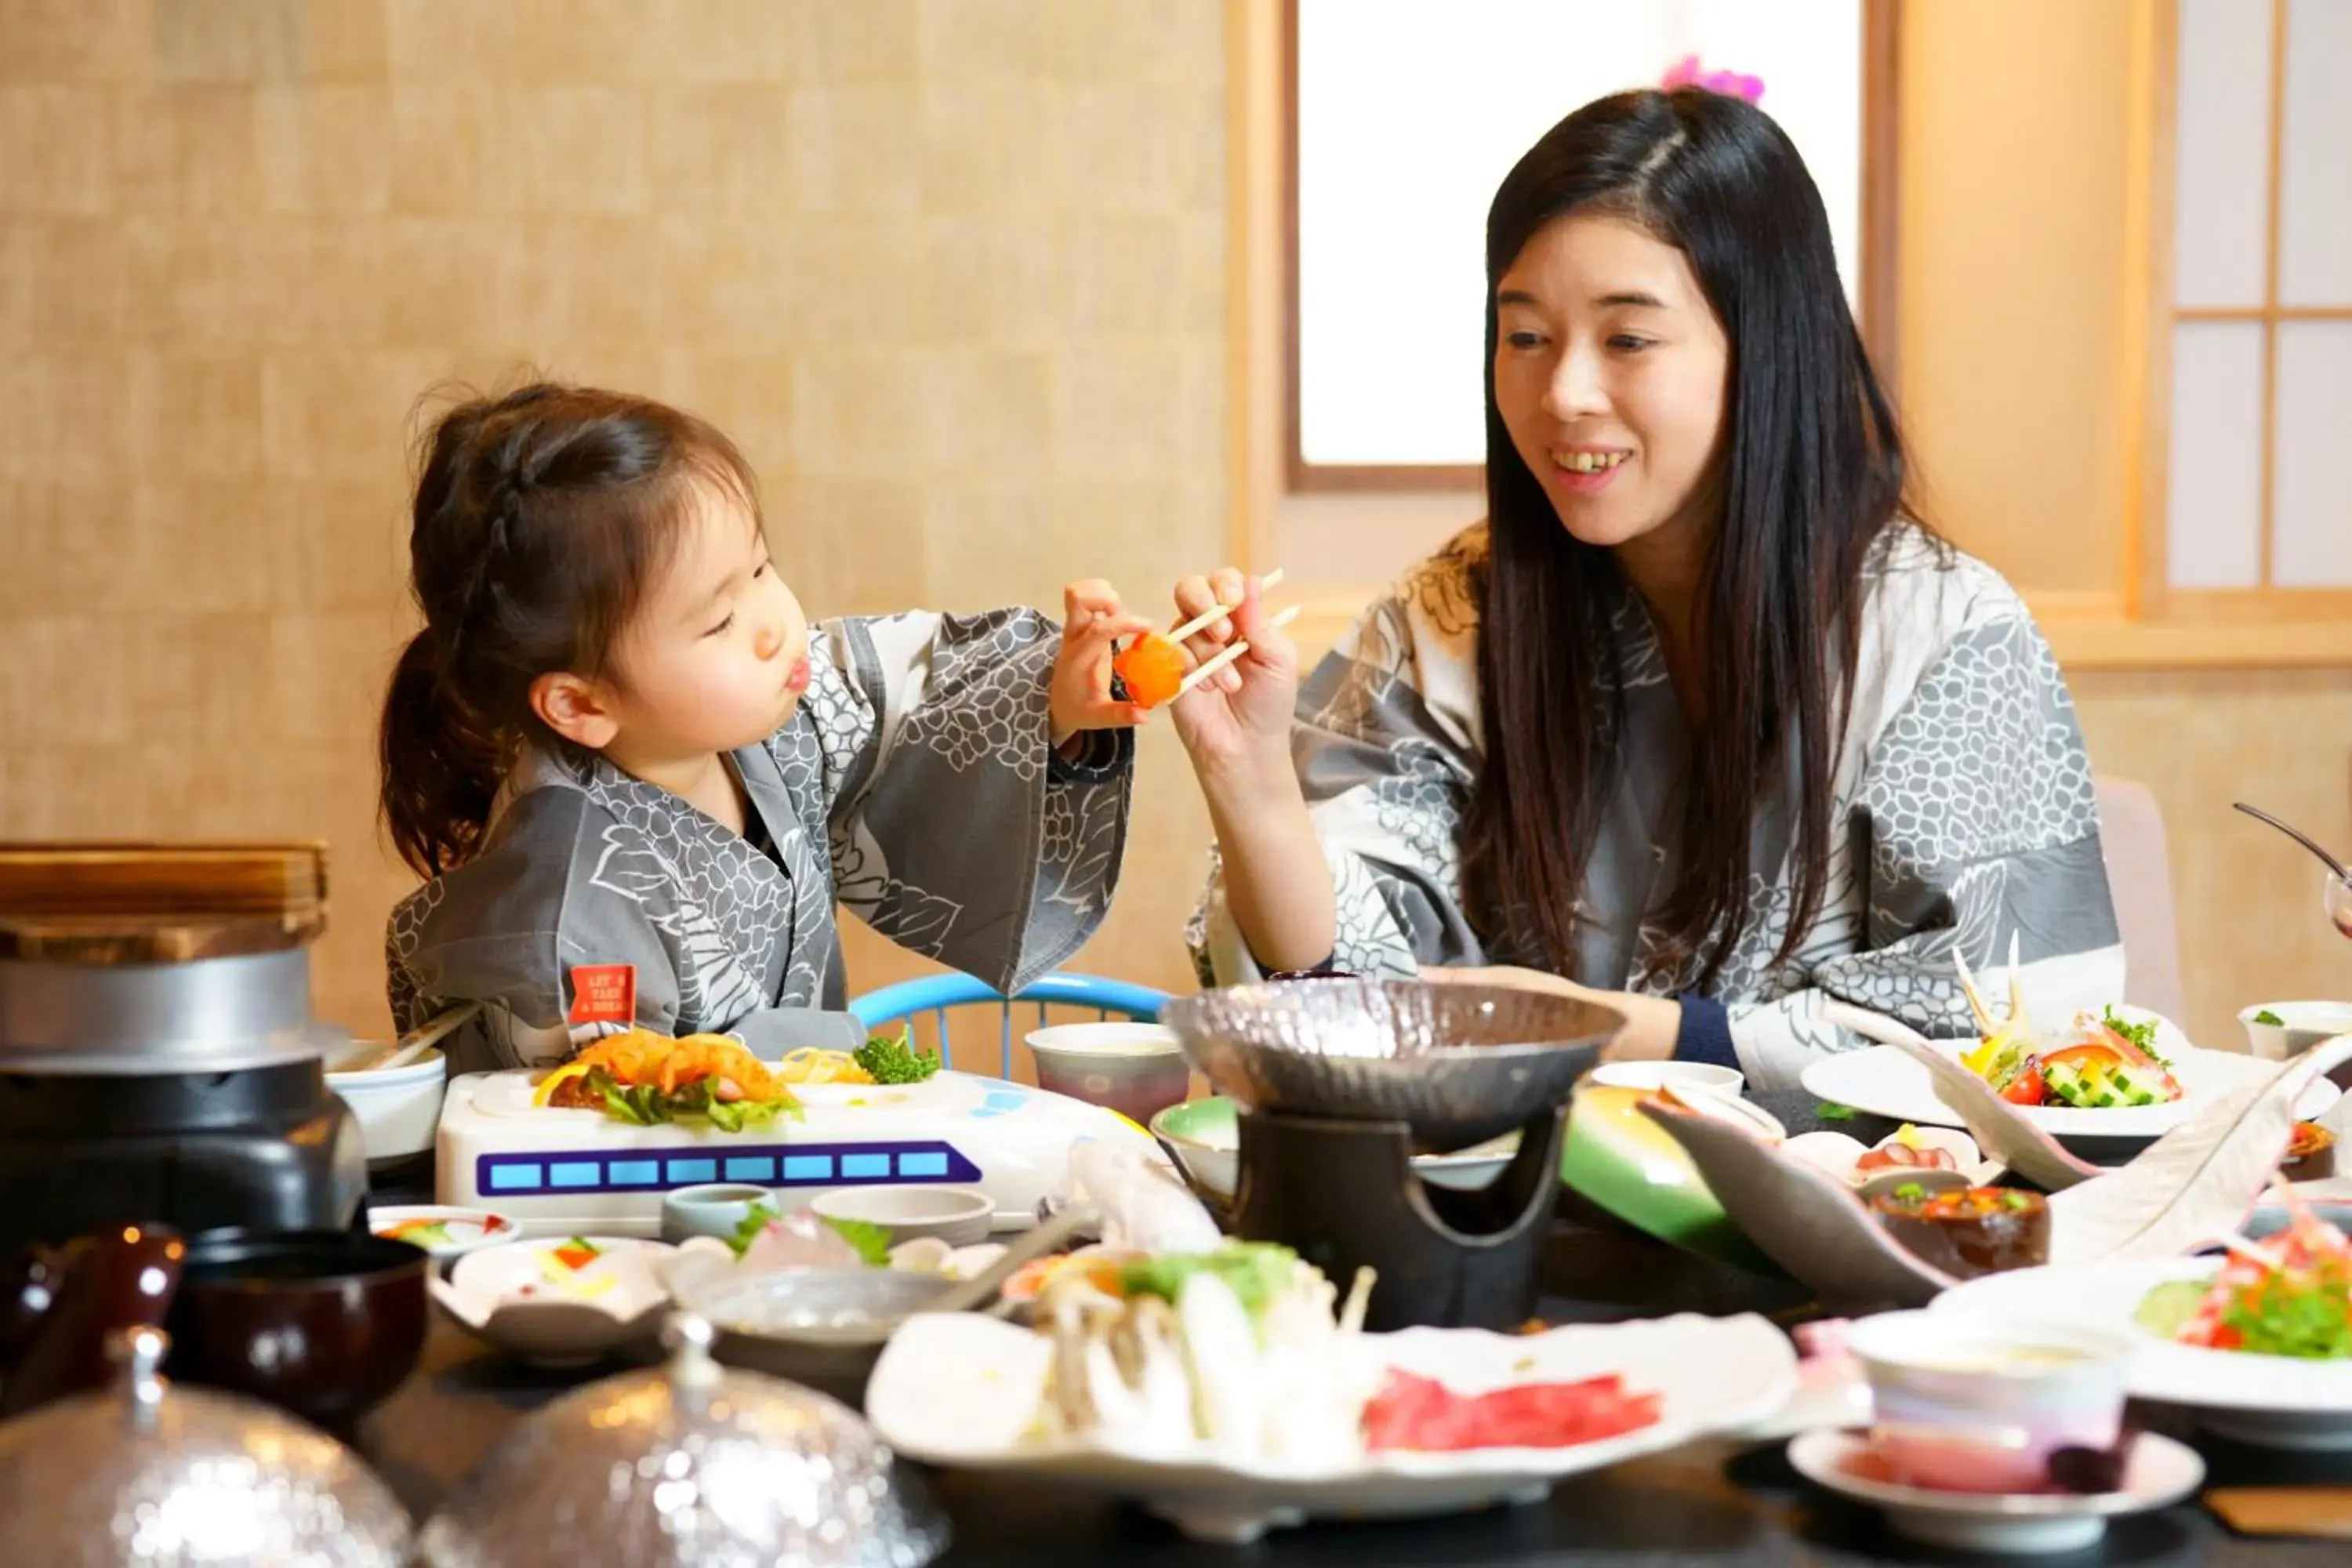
[1177,1273,1264,1455]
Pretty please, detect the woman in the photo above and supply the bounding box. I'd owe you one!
[1171,89,2122,1090]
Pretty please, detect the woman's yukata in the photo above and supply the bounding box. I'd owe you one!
[1189,524,2125,1092]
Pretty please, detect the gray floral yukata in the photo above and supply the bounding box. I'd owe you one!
[390,608,1133,1074]
[1189,524,2125,1092]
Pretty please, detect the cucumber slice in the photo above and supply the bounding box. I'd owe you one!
[2043,1060,2118,1109]
[2042,1058,2167,1109]
[2100,1062,2171,1107]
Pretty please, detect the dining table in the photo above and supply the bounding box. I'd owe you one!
[361,1092,2352,1566]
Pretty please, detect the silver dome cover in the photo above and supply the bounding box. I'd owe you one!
[419,1315,949,1568]
[0,1327,412,1567]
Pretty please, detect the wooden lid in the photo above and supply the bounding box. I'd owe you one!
[0,843,329,964]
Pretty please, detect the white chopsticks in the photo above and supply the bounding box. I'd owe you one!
[1175,604,1300,697]
[1167,567,1286,644]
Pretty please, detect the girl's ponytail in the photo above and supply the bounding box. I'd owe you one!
[378,629,506,877]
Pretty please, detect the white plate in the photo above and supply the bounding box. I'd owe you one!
[1800,1039,2340,1140]
[1788,1428,2203,1554]
[432,1236,673,1367]
[1933,1258,2352,1450]
[368,1203,517,1260]
[866,1310,1797,1544]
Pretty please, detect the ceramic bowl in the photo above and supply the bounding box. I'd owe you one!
[2239,1000,2352,1062]
[1024,1022,1193,1127]
[368,1204,517,1261]
[1585,1061,1748,1098]
[325,1046,448,1164]
[2238,1196,2352,1244]
[681,1266,969,1407]
[659,1183,774,1246]
[432,1237,673,1368]
[166,1229,429,1428]
[1780,1127,2002,1201]
[1149,1095,1517,1200]
[1845,1309,2134,1495]
[810,1185,995,1247]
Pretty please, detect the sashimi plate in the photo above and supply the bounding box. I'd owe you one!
[866,1310,1796,1543]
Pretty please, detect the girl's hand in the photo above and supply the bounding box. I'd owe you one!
[1166,568,1298,782]
[1050,579,1154,746]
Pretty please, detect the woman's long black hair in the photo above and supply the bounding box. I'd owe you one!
[1458,88,1911,989]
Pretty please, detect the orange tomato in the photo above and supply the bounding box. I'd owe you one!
[1112,634,1187,709]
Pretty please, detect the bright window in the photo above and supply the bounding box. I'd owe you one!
[1289,0,1889,485]
[2161,0,2352,595]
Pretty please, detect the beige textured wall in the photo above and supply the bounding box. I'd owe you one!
[0,0,1228,1040]
[2073,672,2352,1047]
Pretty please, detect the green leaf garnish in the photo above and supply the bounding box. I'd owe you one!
[2254,1010,2285,1027]
[854,1026,943,1085]
[818,1215,895,1267]
[1817,1102,1857,1122]
[1119,1244,1299,1314]
[728,1200,780,1256]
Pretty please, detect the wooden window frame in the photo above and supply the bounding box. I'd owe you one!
[2135,0,2352,625]
[1279,0,1904,495]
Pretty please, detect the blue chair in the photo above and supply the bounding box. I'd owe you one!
[848,971,1170,1080]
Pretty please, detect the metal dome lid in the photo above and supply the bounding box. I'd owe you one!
[0,1326,413,1567]
[418,1314,949,1568]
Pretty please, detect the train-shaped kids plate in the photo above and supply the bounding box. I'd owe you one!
[434,1069,1153,1237]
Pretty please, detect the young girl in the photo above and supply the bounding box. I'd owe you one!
[1170,88,2123,1090]
[380,382,1152,1072]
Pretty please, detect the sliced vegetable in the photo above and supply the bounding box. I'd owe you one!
[1998,1061,2046,1105]
[2040,1042,2124,1075]
[550,1237,603,1272]
[1119,1243,1301,1316]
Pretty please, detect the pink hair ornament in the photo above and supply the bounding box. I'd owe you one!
[1660,53,1765,103]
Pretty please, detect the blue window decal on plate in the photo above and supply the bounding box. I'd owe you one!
[477,1141,982,1198]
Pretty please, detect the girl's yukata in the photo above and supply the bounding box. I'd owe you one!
[389,608,1133,1074]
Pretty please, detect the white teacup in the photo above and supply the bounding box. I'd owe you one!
[2239,1001,2352,1062]
[1846,1310,2134,1495]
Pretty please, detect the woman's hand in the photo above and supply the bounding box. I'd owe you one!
[1417,964,1682,1061]
[1165,568,1298,783]
[1049,579,1156,746]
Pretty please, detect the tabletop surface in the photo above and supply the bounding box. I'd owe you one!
[361,1089,2351,1564]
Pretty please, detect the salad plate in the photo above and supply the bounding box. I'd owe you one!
[866,1243,1796,1544]
[1932,1207,2352,1450]
[1802,1022,2339,1140]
